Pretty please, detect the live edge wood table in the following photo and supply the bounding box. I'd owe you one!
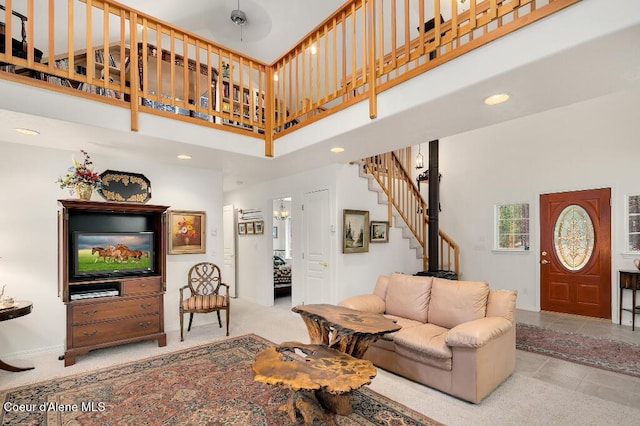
[252,342,376,424]
[0,301,35,372]
[292,303,401,358]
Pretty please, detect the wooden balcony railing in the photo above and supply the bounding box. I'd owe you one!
[363,148,459,274]
[0,0,581,157]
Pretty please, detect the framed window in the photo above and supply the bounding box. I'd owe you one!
[495,203,530,251]
[626,195,640,253]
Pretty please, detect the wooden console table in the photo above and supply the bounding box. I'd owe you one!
[0,301,35,372]
[292,304,401,358]
[619,270,640,331]
[252,342,376,424]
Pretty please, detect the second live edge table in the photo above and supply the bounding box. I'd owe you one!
[292,303,401,358]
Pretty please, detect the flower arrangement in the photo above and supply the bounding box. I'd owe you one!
[56,150,102,190]
[176,216,197,242]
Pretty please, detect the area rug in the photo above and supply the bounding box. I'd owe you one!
[516,323,640,378]
[0,334,441,426]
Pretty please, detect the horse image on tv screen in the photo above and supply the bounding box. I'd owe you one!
[74,232,154,277]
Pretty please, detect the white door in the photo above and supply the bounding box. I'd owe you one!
[302,189,331,304]
[223,205,237,297]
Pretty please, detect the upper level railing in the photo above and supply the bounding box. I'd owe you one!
[0,0,581,156]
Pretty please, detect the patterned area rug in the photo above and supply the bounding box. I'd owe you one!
[516,323,640,378]
[0,334,441,426]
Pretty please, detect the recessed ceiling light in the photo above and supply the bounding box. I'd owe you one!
[15,128,39,135]
[176,154,192,160]
[484,93,510,105]
[330,147,344,153]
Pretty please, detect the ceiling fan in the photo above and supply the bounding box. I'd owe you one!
[230,0,247,41]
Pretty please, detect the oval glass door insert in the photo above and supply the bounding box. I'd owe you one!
[554,205,594,271]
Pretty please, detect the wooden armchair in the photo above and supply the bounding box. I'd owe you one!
[179,262,230,341]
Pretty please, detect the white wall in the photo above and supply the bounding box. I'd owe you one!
[429,88,640,323]
[224,163,423,307]
[0,142,224,360]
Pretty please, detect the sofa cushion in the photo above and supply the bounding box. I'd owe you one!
[338,294,386,314]
[380,314,422,340]
[486,290,518,323]
[428,278,489,329]
[394,323,452,370]
[385,273,432,323]
[373,275,389,300]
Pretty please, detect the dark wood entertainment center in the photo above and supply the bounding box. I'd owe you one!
[58,199,169,366]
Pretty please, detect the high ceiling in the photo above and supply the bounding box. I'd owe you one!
[0,1,639,192]
[118,0,346,64]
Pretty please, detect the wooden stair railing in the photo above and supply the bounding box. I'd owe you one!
[362,149,459,275]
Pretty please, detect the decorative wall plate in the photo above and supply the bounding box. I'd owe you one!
[98,170,151,203]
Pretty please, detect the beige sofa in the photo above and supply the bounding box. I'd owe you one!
[338,273,517,403]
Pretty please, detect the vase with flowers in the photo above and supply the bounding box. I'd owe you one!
[56,150,102,200]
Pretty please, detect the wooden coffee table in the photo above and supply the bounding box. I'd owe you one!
[292,304,401,358]
[0,301,35,372]
[252,341,376,424]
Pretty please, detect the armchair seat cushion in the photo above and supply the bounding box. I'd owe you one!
[183,294,227,310]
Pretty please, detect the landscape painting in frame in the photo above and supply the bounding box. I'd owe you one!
[371,221,389,243]
[168,210,206,254]
[343,209,369,253]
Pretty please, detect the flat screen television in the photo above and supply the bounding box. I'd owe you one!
[72,231,155,280]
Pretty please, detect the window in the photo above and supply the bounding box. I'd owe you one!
[495,203,530,251]
[626,195,640,253]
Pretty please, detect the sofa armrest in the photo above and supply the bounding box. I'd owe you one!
[445,316,513,348]
[338,294,386,314]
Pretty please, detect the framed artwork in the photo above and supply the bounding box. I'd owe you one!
[273,226,278,238]
[370,221,389,243]
[168,210,206,254]
[238,223,246,235]
[246,221,255,234]
[255,220,264,234]
[343,209,369,253]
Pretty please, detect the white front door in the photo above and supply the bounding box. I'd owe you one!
[223,205,237,297]
[302,189,331,304]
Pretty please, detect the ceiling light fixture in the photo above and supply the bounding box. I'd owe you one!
[273,200,289,221]
[14,128,39,135]
[177,154,192,160]
[484,93,510,105]
[330,147,344,153]
[415,144,424,169]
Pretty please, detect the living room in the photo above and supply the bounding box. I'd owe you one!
[0,0,639,424]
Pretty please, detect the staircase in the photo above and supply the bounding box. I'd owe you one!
[358,148,459,275]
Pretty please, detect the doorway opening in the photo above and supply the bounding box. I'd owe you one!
[273,197,292,306]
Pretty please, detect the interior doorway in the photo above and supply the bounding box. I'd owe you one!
[273,197,292,304]
[539,188,611,319]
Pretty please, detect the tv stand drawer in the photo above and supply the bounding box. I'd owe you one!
[123,276,162,295]
[71,295,161,324]
[72,313,161,347]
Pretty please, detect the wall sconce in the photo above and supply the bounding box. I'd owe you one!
[415,145,424,169]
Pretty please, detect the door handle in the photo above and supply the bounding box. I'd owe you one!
[320,261,329,267]
[540,259,551,264]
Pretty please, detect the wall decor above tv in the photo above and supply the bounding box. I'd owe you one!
[98,170,151,203]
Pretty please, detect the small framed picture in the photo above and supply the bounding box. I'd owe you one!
[238,222,246,235]
[255,220,264,234]
[370,221,389,243]
[246,222,255,234]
